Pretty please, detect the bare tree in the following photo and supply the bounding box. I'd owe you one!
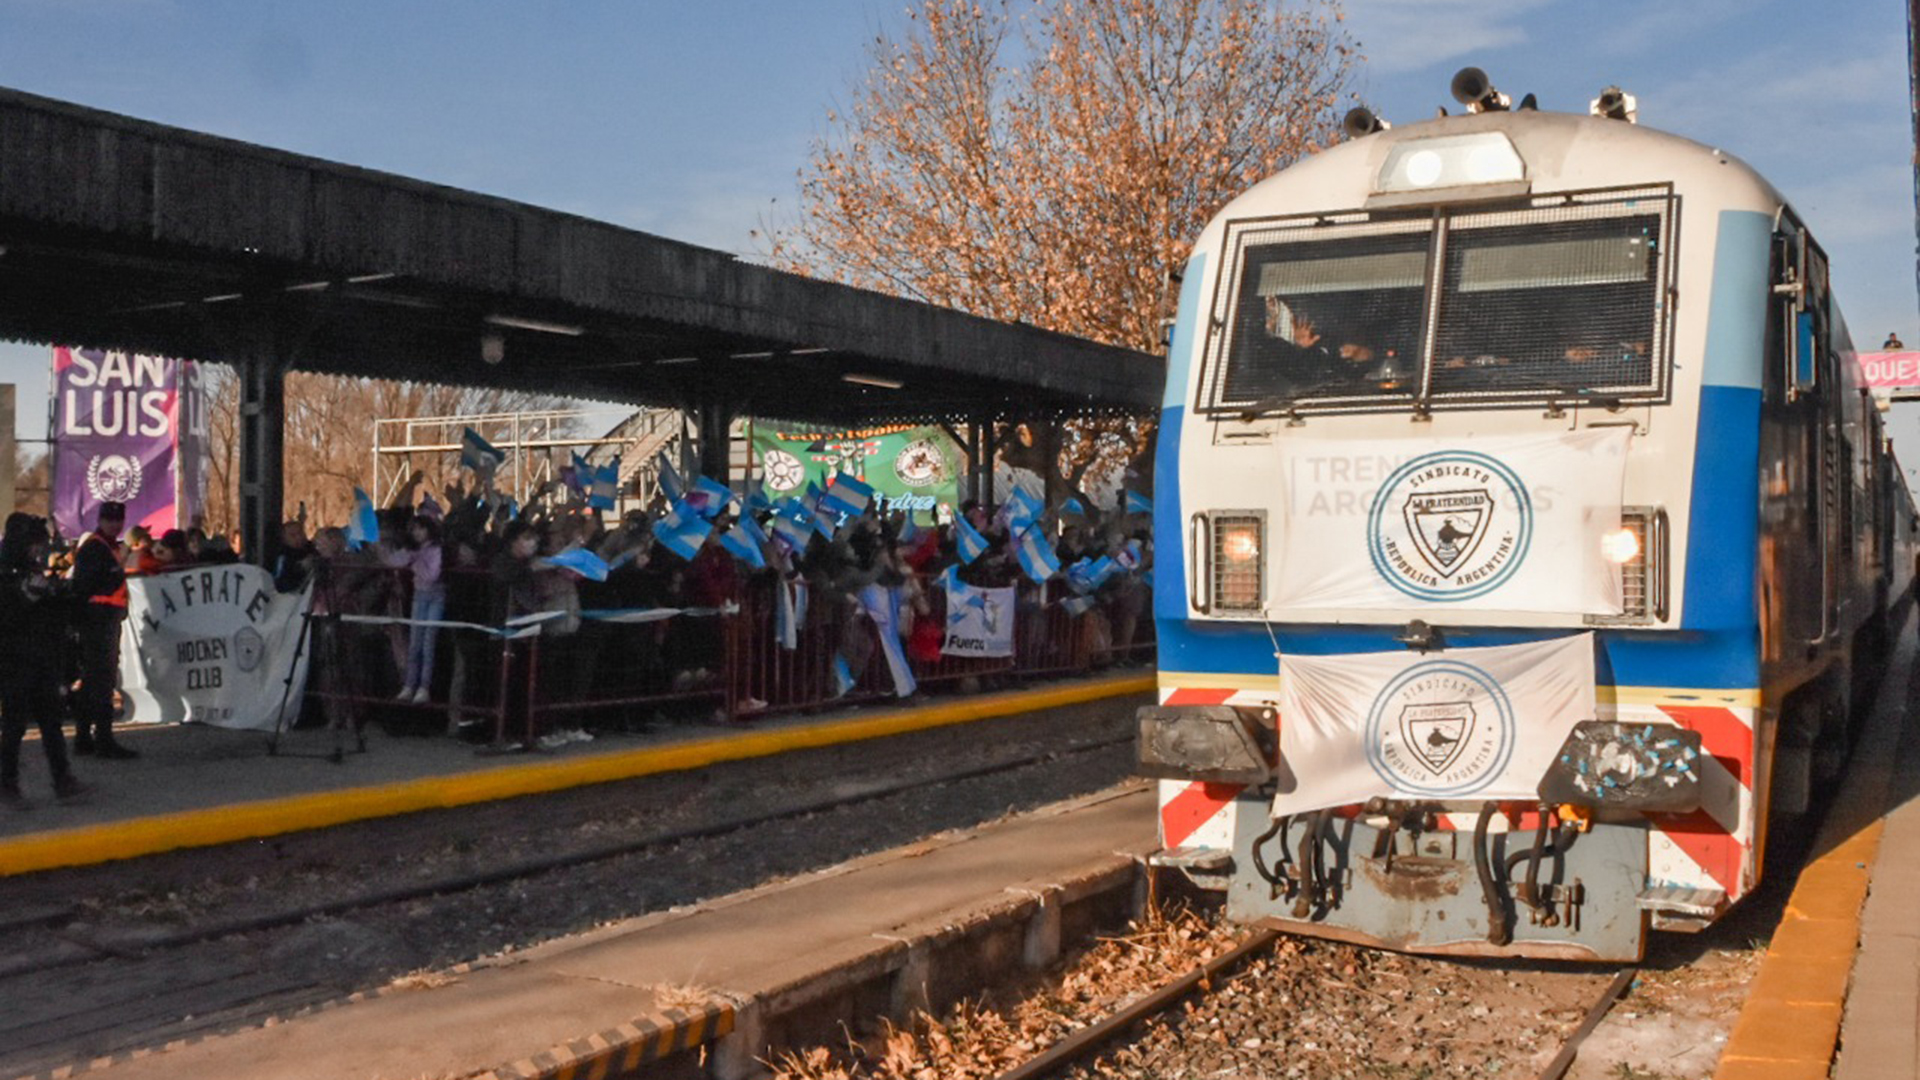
[199,366,572,532]
[772,0,1356,353]
[769,0,1355,502]
[12,444,48,517]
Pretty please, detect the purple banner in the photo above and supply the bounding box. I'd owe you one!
[50,347,203,539]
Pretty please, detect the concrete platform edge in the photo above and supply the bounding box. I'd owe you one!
[0,674,1153,877]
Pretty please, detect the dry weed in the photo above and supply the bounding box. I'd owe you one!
[765,904,1235,1079]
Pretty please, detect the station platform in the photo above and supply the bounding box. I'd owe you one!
[1715,623,1920,1080]
[0,671,1153,878]
[62,783,1156,1080]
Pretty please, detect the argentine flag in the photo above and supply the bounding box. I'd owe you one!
[347,487,380,550]
[772,499,815,554]
[954,516,989,564]
[690,475,735,519]
[540,546,610,582]
[1014,525,1060,584]
[461,427,506,471]
[651,501,712,561]
[589,456,620,510]
[719,515,769,570]
[1061,496,1087,518]
[1003,486,1043,531]
[821,473,875,519]
[656,453,687,501]
[1124,489,1153,515]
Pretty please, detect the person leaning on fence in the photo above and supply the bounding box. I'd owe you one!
[66,500,136,759]
[0,514,88,807]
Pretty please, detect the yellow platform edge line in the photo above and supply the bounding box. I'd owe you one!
[0,674,1154,877]
[1712,816,1886,1077]
[1157,671,1761,707]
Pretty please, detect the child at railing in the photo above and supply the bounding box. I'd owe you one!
[384,514,445,703]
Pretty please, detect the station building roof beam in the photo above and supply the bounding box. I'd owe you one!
[0,86,1160,426]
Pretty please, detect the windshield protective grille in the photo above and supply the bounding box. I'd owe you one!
[1198,188,1675,416]
[1206,217,1432,411]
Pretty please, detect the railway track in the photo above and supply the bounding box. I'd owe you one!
[991,932,1636,1080]
[0,717,1136,1080]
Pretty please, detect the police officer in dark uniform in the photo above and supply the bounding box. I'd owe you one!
[0,513,86,805]
[68,501,136,759]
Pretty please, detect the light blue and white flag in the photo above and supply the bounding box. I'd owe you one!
[540,546,611,582]
[1060,594,1097,617]
[1124,489,1153,515]
[1003,486,1044,531]
[347,487,380,550]
[689,475,735,519]
[800,482,839,538]
[460,427,506,471]
[820,473,875,518]
[719,515,768,570]
[1060,496,1088,518]
[954,516,989,565]
[656,453,687,501]
[1117,539,1144,570]
[860,584,917,698]
[589,456,620,510]
[1014,524,1061,584]
[773,498,815,554]
[831,655,857,698]
[744,489,775,514]
[1067,555,1119,593]
[898,515,922,544]
[650,501,712,561]
[773,576,809,651]
[565,452,591,496]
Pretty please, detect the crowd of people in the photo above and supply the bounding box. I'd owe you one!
[277,465,1155,744]
[0,465,1155,800]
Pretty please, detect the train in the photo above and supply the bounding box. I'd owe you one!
[1138,69,1920,960]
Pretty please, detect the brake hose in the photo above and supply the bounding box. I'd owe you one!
[1251,816,1289,900]
[1473,800,1513,945]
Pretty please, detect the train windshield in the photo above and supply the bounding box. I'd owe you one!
[1202,190,1671,415]
[1217,227,1429,407]
[1428,209,1661,399]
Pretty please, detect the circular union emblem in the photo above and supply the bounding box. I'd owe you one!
[1364,659,1516,797]
[893,438,947,488]
[1366,450,1531,602]
[763,449,807,493]
[232,627,266,674]
[85,453,144,503]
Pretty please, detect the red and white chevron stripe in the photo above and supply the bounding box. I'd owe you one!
[1152,684,1757,902]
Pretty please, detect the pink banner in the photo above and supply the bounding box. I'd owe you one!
[1857,351,1920,391]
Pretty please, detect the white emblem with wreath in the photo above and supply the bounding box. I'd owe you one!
[763,449,807,492]
[86,453,144,503]
[893,438,947,488]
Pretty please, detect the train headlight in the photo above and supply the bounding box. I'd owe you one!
[1211,514,1265,612]
[1377,133,1525,193]
[1600,526,1641,564]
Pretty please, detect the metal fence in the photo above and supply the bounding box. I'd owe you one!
[303,565,1154,747]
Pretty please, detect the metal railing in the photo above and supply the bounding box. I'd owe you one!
[301,565,1154,746]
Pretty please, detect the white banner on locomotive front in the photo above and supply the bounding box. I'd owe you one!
[1270,428,1632,614]
[1272,635,1597,817]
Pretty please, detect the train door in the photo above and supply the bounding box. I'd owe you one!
[1766,223,1834,653]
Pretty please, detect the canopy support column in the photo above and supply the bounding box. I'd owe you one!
[238,355,286,566]
[696,398,734,484]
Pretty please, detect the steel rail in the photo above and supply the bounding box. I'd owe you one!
[992,928,1282,1080]
[1537,967,1637,1080]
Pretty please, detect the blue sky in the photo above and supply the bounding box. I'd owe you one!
[1,0,1914,442]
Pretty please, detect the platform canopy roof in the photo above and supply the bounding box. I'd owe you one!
[0,87,1161,424]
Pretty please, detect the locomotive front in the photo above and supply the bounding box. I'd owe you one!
[1142,74,1808,961]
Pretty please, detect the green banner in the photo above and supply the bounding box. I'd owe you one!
[751,421,961,522]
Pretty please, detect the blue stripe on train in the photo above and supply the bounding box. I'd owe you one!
[1153,252,1206,621]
